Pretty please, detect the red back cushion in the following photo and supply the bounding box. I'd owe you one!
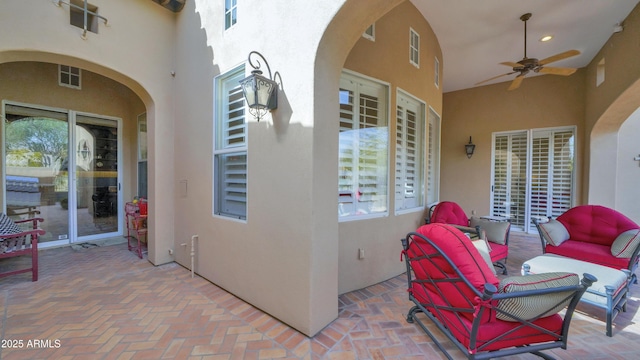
[557,205,639,246]
[407,224,500,323]
[430,201,469,227]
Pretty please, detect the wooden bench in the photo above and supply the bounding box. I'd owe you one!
[0,213,45,282]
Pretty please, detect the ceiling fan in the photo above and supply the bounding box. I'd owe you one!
[476,13,581,90]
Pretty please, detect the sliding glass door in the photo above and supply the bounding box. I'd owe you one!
[3,102,121,246]
[75,114,120,238]
[4,104,70,245]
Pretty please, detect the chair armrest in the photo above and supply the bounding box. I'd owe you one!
[0,228,46,240]
[451,225,481,239]
[9,208,41,217]
[532,217,551,253]
[13,217,45,230]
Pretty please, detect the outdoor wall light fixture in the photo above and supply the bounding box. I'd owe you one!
[239,51,279,121]
[78,141,91,160]
[465,136,476,159]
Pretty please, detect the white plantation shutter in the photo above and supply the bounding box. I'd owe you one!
[339,73,388,218]
[214,68,247,219]
[426,108,440,204]
[492,128,575,232]
[551,131,574,215]
[530,134,550,224]
[509,134,528,228]
[491,132,527,229]
[529,129,574,229]
[395,93,424,211]
[492,135,509,217]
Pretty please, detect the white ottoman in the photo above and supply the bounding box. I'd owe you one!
[522,254,631,337]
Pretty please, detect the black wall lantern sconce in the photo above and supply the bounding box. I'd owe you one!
[239,51,279,121]
[465,136,476,159]
[77,140,91,160]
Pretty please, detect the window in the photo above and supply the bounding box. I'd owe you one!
[363,24,375,41]
[410,28,420,68]
[70,0,99,34]
[434,57,440,88]
[395,91,425,212]
[339,72,389,218]
[214,67,247,219]
[137,113,148,198]
[59,65,81,89]
[597,58,605,87]
[426,107,441,205]
[225,0,238,30]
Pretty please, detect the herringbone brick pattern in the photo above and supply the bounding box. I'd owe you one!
[1,233,639,359]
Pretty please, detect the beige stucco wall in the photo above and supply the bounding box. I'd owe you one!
[171,0,418,337]
[618,108,640,222]
[441,71,586,216]
[338,2,442,294]
[0,0,177,265]
[583,2,640,220]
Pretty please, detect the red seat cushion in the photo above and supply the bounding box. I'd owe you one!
[426,288,564,351]
[546,240,629,269]
[557,205,638,246]
[430,201,469,227]
[488,242,508,263]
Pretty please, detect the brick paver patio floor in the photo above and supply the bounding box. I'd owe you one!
[1,233,639,359]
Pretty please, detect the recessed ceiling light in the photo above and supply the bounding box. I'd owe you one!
[540,35,553,42]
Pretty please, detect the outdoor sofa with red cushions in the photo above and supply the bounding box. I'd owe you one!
[401,223,594,360]
[533,205,640,283]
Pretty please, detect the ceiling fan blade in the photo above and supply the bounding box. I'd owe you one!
[475,71,517,86]
[538,50,580,65]
[508,75,525,91]
[538,66,578,76]
[500,61,523,68]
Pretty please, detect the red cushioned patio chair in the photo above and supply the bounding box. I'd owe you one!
[401,223,594,360]
[427,201,511,274]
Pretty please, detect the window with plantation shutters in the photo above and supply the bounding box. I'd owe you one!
[214,67,247,219]
[491,127,575,232]
[339,72,388,218]
[426,107,440,205]
[395,92,424,212]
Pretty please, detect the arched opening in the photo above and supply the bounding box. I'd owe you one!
[314,0,443,299]
[589,77,640,223]
[0,53,152,255]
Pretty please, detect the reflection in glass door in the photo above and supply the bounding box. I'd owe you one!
[4,104,70,245]
[75,114,119,238]
[3,102,121,246]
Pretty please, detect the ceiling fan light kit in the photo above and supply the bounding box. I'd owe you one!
[475,12,580,90]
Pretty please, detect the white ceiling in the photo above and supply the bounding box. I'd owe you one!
[411,0,640,93]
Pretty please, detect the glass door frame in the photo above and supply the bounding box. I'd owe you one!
[71,110,123,243]
[1,100,123,247]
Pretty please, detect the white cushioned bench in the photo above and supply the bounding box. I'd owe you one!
[522,254,631,337]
